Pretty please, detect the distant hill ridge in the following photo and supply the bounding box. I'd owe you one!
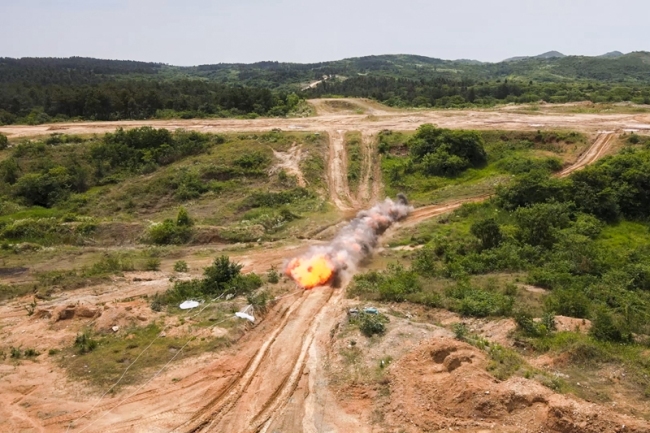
[1,51,650,90]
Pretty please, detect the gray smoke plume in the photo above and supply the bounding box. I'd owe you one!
[285,195,412,288]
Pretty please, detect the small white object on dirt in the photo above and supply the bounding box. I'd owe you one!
[179,300,200,310]
[235,312,255,322]
[111,326,119,332]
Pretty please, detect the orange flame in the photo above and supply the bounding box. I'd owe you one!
[285,255,335,289]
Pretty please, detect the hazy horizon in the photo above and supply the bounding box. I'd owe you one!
[1,0,648,66]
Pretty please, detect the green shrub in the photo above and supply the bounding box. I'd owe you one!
[497,170,568,210]
[173,260,189,272]
[267,266,280,284]
[0,133,8,150]
[514,201,571,248]
[146,207,195,245]
[452,322,469,341]
[74,332,99,354]
[23,348,40,357]
[470,218,503,250]
[148,219,191,245]
[10,346,21,359]
[590,307,631,343]
[515,310,554,337]
[497,156,563,174]
[544,289,591,318]
[447,285,513,317]
[247,290,271,313]
[155,255,262,306]
[241,188,312,209]
[421,150,469,176]
[377,265,421,302]
[144,257,161,271]
[176,207,193,227]
[233,152,269,170]
[351,312,389,337]
[84,253,134,276]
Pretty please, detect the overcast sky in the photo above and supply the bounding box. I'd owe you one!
[1,0,648,65]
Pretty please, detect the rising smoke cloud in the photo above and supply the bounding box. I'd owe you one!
[285,195,412,289]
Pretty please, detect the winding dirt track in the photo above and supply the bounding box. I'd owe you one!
[0,101,627,432]
[407,131,616,224]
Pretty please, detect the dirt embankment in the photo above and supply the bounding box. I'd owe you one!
[384,338,649,432]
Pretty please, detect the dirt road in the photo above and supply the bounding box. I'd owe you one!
[2,100,649,140]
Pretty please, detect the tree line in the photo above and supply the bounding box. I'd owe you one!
[0,79,302,124]
[306,76,650,107]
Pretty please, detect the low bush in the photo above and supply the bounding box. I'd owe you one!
[144,257,161,271]
[174,260,189,272]
[348,264,422,302]
[148,208,194,245]
[154,255,262,306]
[267,266,280,284]
[446,284,514,318]
[350,312,389,337]
[74,332,99,354]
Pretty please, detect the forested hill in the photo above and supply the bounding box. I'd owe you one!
[1,51,650,124]
[4,52,650,87]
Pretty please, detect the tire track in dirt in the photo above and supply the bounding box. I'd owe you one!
[43,292,306,432]
[558,132,614,177]
[253,288,341,433]
[173,288,335,433]
[327,130,354,211]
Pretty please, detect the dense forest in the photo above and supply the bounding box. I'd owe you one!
[306,76,650,107]
[1,52,650,124]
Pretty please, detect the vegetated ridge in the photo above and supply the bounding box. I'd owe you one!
[2,51,650,125]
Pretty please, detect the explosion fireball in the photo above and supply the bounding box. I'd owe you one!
[285,195,412,289]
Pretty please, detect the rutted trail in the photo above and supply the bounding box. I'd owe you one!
[356,131,379,205]
[175,288,335,433]
[327,130,354,211]
[558,131,614,177]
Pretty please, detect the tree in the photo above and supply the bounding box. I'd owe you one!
[590,306,630,343]
[176,207,193,227]
[470,218,503,250]
[497,170,568,210]
[514,202,571,248]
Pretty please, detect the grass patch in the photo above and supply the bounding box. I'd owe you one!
[345,131,363,191]
[60,324,234,390]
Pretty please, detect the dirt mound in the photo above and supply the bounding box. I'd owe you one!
[385,337,649,432]
[32,303,102,322]
[93,301,154,333]
[554,315,592,333]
